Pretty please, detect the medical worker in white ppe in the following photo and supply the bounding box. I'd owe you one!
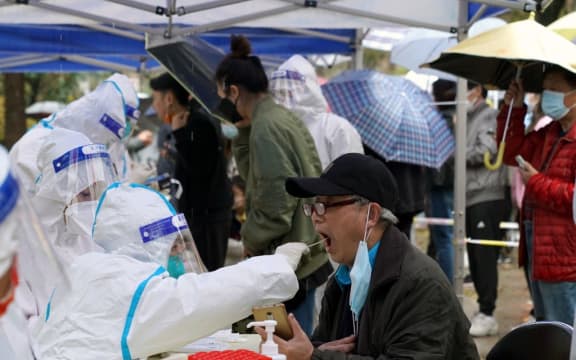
[9,73,139,191]
[0,145,69,360]
[19,128,117,318]
[33,182,305,360]
[269,55,364,169]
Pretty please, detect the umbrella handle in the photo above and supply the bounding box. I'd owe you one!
[484,141,505,170]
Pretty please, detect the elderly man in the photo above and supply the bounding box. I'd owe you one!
[273,153,479,360]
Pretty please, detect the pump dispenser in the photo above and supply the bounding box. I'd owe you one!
[247,320,287,360]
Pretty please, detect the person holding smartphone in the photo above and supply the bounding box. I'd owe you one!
[266,153,479,360]
[497,65,576,325]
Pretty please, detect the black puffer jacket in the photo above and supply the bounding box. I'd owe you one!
[311,226,479,360]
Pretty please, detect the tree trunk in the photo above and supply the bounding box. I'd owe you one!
[3,73,26,149]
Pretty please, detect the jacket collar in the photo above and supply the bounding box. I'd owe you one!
[369,225,409,289]
[251,94,274,123]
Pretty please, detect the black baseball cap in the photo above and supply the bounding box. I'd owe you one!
[285,153,399,212]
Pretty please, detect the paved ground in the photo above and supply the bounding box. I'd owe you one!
[413,228,532,359]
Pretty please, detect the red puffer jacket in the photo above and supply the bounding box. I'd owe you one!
[497,105,576,281]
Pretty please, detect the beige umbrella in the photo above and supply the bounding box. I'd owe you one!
[426,19,576,93]
[425,18,576,169]
[549,11,576,42]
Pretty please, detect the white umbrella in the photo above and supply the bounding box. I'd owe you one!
[25,101,66,115]
[391,17,507,80]
[390,28,457,80]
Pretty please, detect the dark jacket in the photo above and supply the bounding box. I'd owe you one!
[311,226,479,360]
[427,108,455,190]
[172,100,233,220]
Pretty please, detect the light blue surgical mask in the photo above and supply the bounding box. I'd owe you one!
[167,255,186,279]
[221,123,239,139]
[541,90,576,120]
[349,204,372,335]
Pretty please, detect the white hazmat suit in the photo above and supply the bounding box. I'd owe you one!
[0,145,68,360]
[270,55,364,169]
[9,73,139,192]
[19,128,117,319]
[33,182,300,360]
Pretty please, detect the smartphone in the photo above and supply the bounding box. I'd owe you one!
[515,155,527,170]
[252,303,293,340]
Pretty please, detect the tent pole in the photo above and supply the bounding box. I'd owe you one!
[277,28,350,43]
[468,4,488,25]
[82,24,144,41]
[317,2,451,32]
[27,1,162,34]
[470,0,541,11]
[172,4,300,37]
[177,0,248,15]
[104,0,161,14]
[0,55,60,70]
[453,0,469,304]
[65,55,138,73]
[352,29,364,70]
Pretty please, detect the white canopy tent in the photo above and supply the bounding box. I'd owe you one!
[0,0,551,300]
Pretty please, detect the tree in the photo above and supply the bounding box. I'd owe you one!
[3,74,25,149]
[1,73,85,148]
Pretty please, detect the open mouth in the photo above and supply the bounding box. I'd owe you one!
[319,232,332,250]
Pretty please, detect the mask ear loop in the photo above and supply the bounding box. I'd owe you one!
[362,203,372,243]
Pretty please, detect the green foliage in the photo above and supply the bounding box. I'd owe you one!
[24,73,83,104]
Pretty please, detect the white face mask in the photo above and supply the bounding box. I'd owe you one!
[64,201,97,237]
[466,91,478,113]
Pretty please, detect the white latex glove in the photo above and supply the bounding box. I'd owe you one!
[129,162,157,184]
[274,243,310,271]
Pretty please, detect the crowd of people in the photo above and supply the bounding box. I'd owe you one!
[1,32,575,360]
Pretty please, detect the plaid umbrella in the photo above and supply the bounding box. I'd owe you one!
[322,70,454,169]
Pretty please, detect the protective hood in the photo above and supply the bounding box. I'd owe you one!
[1,144,72,313]
[48,73,139,147]
[270,55,328,124]
[92,182,180,268]
[35,128,116,206]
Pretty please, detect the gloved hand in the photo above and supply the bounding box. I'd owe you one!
[129,162,157,185]
[274,243,310,271]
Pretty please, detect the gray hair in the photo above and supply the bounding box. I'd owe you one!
[356,197,399,225]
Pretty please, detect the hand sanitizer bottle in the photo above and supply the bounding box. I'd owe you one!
[247,319,287,360]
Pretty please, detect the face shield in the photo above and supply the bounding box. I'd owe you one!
[36,144,117,238]
[140,213,206,277]
[269,69,328,120]
[0,147,70,311]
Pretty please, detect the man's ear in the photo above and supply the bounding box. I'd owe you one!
[369,203,382,227]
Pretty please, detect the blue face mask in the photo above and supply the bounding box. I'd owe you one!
[167,255,186,279]
[221,123,239,139]
[541,90,576,120]
[349,204,372,334]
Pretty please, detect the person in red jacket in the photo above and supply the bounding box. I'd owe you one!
[498,65,576,325]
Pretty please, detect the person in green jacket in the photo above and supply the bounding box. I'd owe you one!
[215,35,332,335]
[272,153,479,360]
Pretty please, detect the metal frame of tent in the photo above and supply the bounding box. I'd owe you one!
[0,0,552,301]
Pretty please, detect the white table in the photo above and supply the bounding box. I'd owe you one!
[150,334,261,360]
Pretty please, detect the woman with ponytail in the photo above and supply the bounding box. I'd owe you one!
[215,35,332,335]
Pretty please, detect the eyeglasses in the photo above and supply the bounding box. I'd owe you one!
[303,198,361,217]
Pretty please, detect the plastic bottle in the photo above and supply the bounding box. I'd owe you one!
[246,319,287,360]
